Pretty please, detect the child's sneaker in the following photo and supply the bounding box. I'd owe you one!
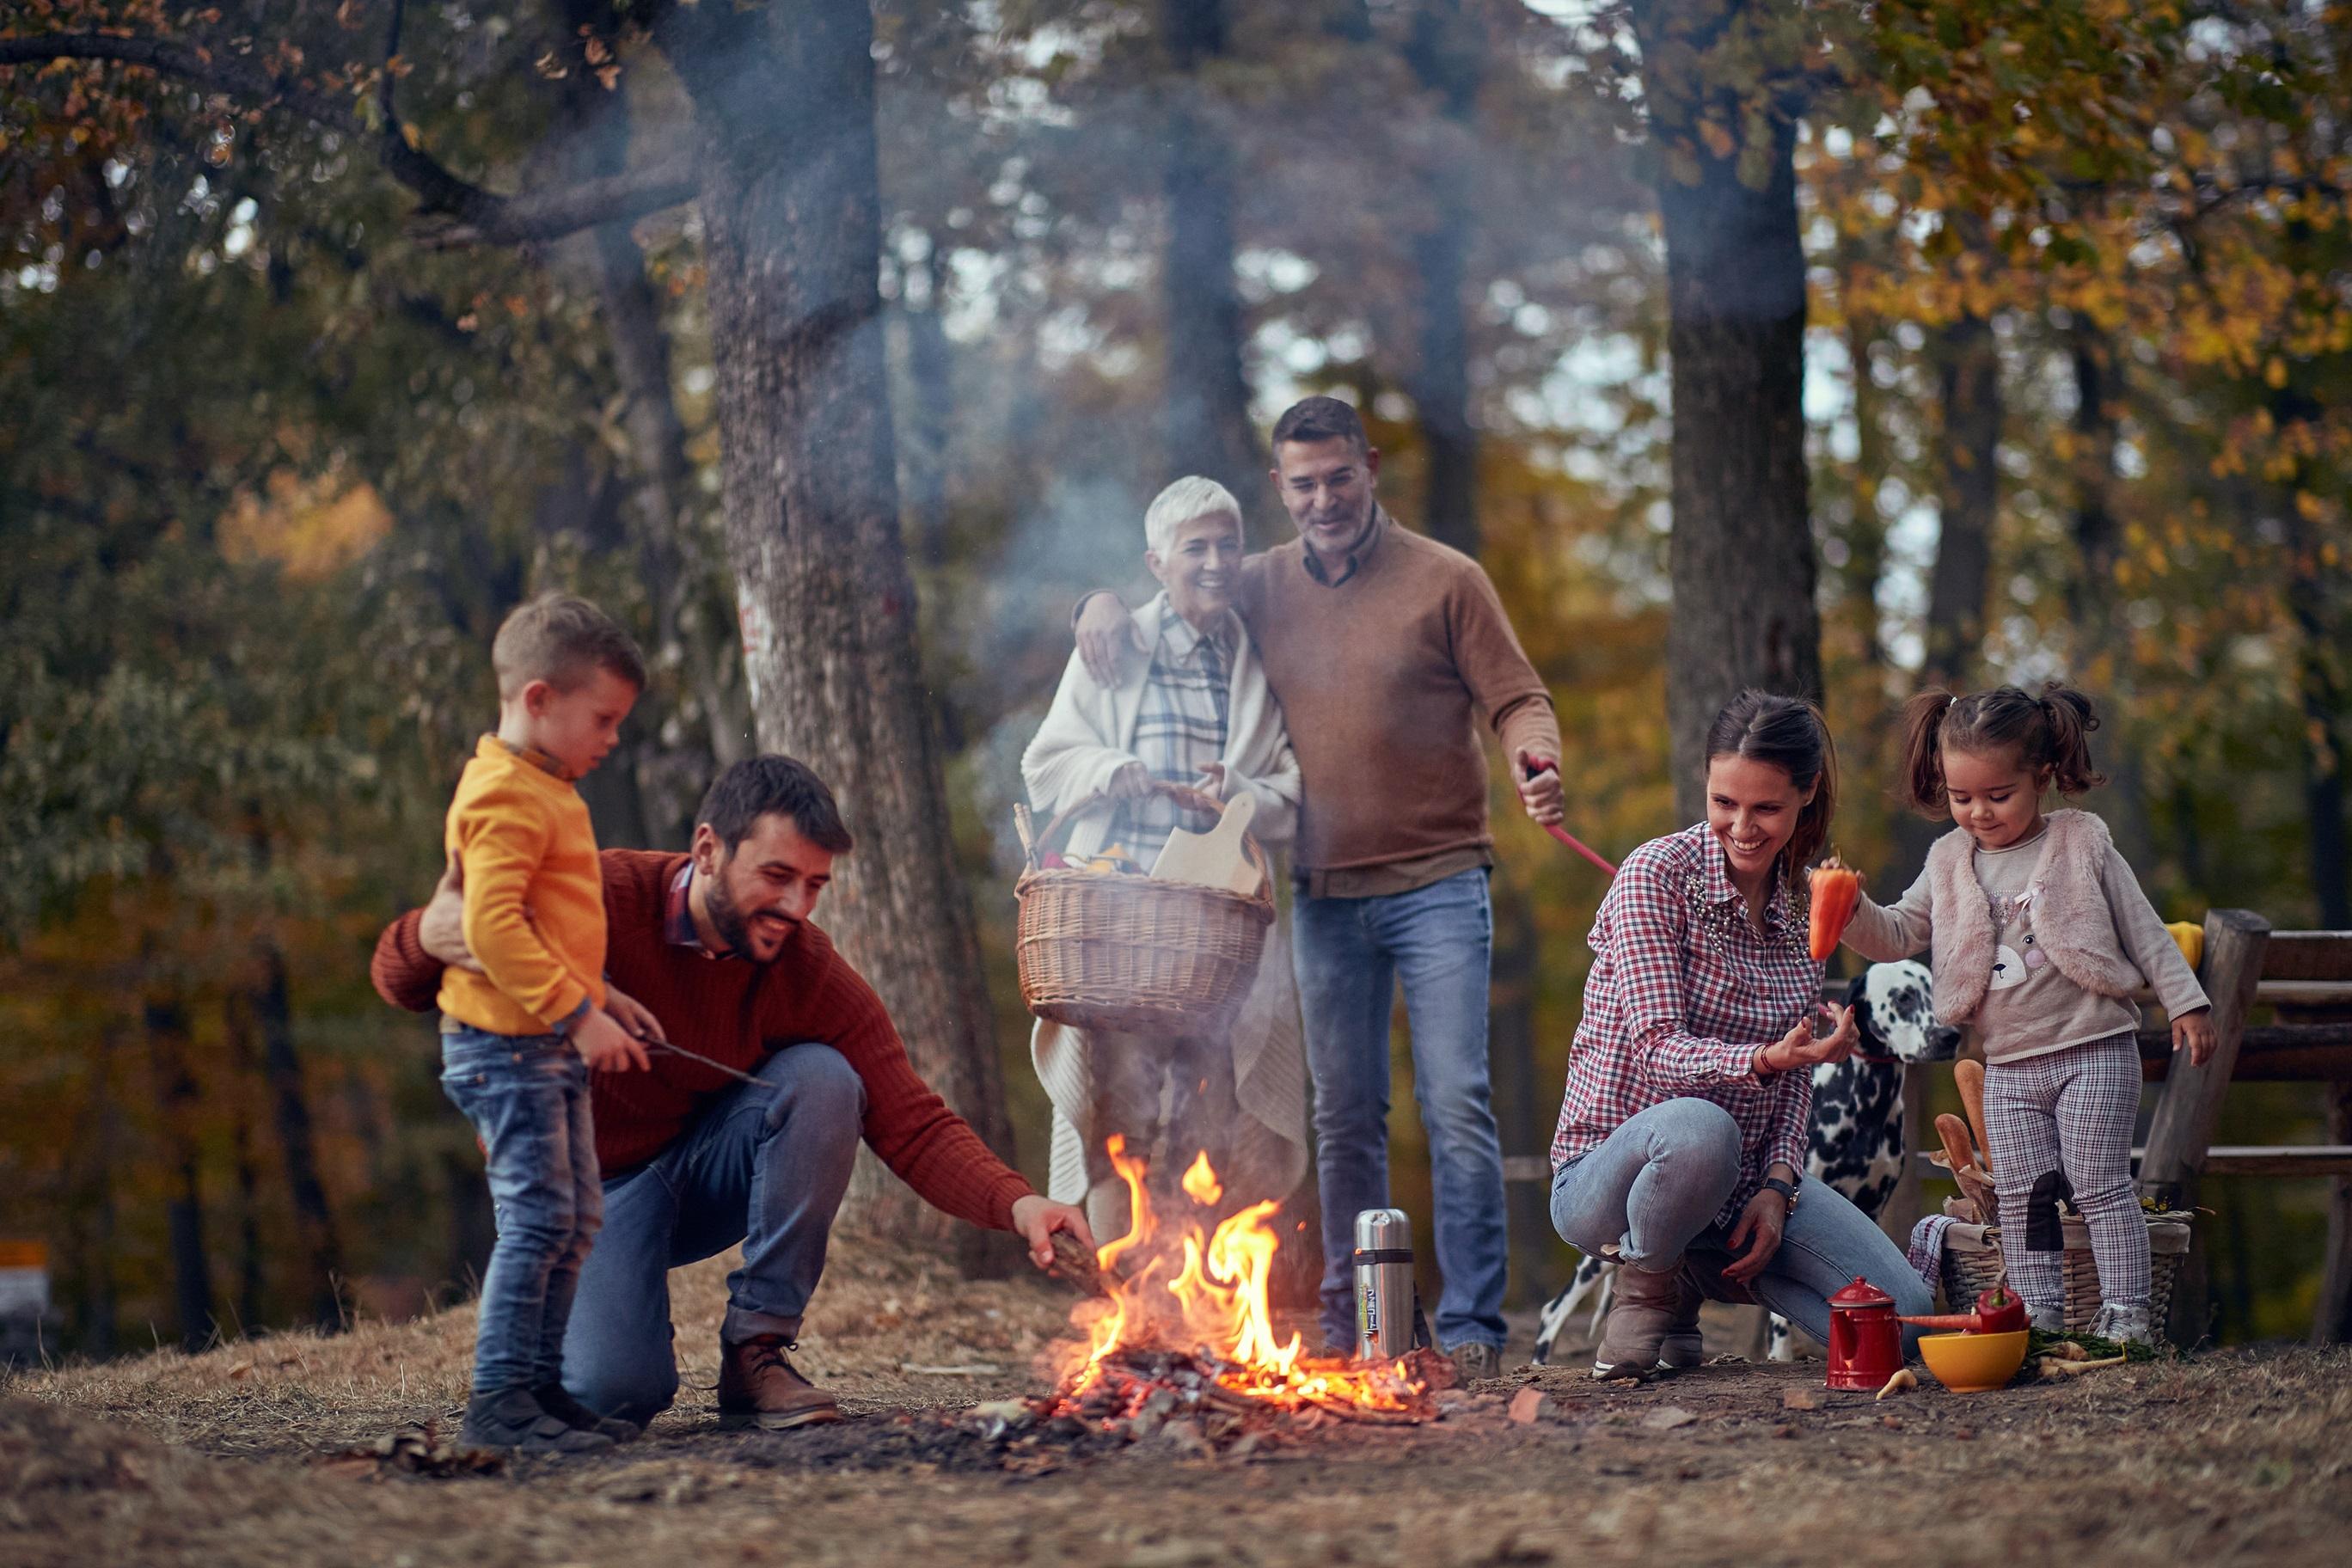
[460,1386,617,1454]
[2089,1302,2154,1347]
[535,1383,641,1443]
[2028,1303,2065,1335]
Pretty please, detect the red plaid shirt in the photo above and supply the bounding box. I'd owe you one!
[1550,823,1818,1229]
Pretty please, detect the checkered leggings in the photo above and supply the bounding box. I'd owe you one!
[1984,1033,2151,1311]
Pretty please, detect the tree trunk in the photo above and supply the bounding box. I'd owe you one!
[1404,0,1482,556]
[658,0,1018,1271]
[1630,0,1822,822]
[2283,516,2349,928]
[1489,881,1547,1296]
[1888,308,2002,877]
[2066,325,2121,632]
[1159,0,1260,486]
[248,937,346,1328]
[143,984,217,1353]
[2055,325,2174,867]
[1841,304,1890,670]
[1920,313,1999,689]
[70,1025,121,1357]
[898,236,958,572]
[550,4,746,832]
[227,1010,266,1336]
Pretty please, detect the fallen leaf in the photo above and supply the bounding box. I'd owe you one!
[1641,1406,1697,1430]
[1781,1387,1822,1411]
[1507,1387,1547,1424]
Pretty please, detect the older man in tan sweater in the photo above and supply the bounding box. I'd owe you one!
[1076,396,1563,1376]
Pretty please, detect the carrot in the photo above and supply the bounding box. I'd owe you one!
[1809,855,1862,962]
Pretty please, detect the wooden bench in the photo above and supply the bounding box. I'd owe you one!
[2133,915,2352,1344]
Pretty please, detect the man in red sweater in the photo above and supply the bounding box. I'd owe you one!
[374,755,1091,1430]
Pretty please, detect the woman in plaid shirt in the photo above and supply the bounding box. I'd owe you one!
[1550,692,1934,1378]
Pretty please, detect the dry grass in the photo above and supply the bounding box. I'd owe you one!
[3,1225,1072,1455]
[7,1232,2351,1568]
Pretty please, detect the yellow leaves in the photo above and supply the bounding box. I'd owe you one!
[219,469,393,582]
[1699,119,1736,161]
[2265,357,2289,389]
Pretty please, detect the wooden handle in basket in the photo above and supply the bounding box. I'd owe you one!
[1027,781,1271,902]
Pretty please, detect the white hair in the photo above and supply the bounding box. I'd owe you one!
[1143,475,1244,558]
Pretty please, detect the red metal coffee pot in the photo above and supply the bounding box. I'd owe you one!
[1825,1277,1904,1390]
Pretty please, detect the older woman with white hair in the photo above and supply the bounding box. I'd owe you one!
[1022,476,1308,1239]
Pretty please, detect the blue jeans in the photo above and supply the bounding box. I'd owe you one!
[439,1026,602,1395]
[562,1044,865,1424]
[1547,1097,1934,1347]
[1295,867,1507,1352]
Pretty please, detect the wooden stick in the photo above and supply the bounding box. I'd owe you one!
[1048,1228,1106,1296]
[1956,1058,1993,1174]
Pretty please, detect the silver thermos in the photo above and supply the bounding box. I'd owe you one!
[1353,1208,1416,1361]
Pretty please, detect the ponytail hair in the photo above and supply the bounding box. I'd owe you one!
[1899,689,1959,813]
[1904,682,2106,813]
[1705,690,1838,887]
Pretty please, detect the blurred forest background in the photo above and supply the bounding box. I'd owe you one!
[3,0,2347,1359]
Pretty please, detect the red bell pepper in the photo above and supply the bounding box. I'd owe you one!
[1899,1286,2028,1335]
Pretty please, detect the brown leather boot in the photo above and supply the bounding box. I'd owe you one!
[718,1336,842,1430]
[1657,1265,1706,1371]
[1591,1262,1679,1381]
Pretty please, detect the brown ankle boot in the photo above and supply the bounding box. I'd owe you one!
[1592,1262,1680,1381]
[1657,1265,1706,1371]
[718,1336,842,1430]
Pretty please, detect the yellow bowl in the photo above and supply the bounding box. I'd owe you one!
[1915,1329,2029,1393]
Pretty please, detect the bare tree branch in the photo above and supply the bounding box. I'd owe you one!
[0,31,696,247]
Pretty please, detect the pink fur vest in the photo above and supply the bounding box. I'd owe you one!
[1926,810,2147,1026]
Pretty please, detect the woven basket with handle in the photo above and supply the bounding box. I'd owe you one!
[1014,781,1275,1038]
[1939,1210,2193,1341]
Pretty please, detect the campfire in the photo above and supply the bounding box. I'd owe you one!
[1023,1138,1448,1443]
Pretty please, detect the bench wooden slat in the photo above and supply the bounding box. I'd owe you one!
[2258,931,2352,983]
[2136,1023,2352,1081]
[1914,1147,2352,1179]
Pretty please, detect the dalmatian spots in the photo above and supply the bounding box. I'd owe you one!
[1534,960,1961,1365]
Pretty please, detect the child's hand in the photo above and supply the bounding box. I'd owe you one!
[605,986,668,1046]
[573,1007,651,1074]
[2173,1006,2217,1068]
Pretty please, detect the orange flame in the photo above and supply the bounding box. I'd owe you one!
[1179,1150,1223,1207]
[1063,1144,1425,1416]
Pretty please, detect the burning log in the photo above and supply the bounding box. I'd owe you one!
[1031,1140,1445,1437]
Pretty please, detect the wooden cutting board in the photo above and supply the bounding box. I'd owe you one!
[1148,791,1261,896]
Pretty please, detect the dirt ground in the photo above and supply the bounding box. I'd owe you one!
[7,1231,2350,1568]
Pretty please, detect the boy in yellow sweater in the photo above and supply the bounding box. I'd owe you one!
[440,592,653,1455]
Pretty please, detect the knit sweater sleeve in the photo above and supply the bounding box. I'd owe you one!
[2103,846,2211,1018]
[1843,862,1935,963]
[785,948,1034,1232]
[371,909,444,1014]
[1449,559,1560,769]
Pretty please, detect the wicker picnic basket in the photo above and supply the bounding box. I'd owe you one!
[1014,781,1275,1037]
[1939,1210,2195,1340]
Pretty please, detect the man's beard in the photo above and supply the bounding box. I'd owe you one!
[705,868,791,964]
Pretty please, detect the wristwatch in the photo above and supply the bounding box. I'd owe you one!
[1760,1175,1801,1210]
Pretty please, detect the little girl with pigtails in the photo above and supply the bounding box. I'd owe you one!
[1836,684,2214,1346]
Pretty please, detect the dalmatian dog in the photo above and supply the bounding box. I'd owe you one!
[1532,960,1961,1365]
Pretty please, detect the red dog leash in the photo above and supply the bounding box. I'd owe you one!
[1523,757,1618,878]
